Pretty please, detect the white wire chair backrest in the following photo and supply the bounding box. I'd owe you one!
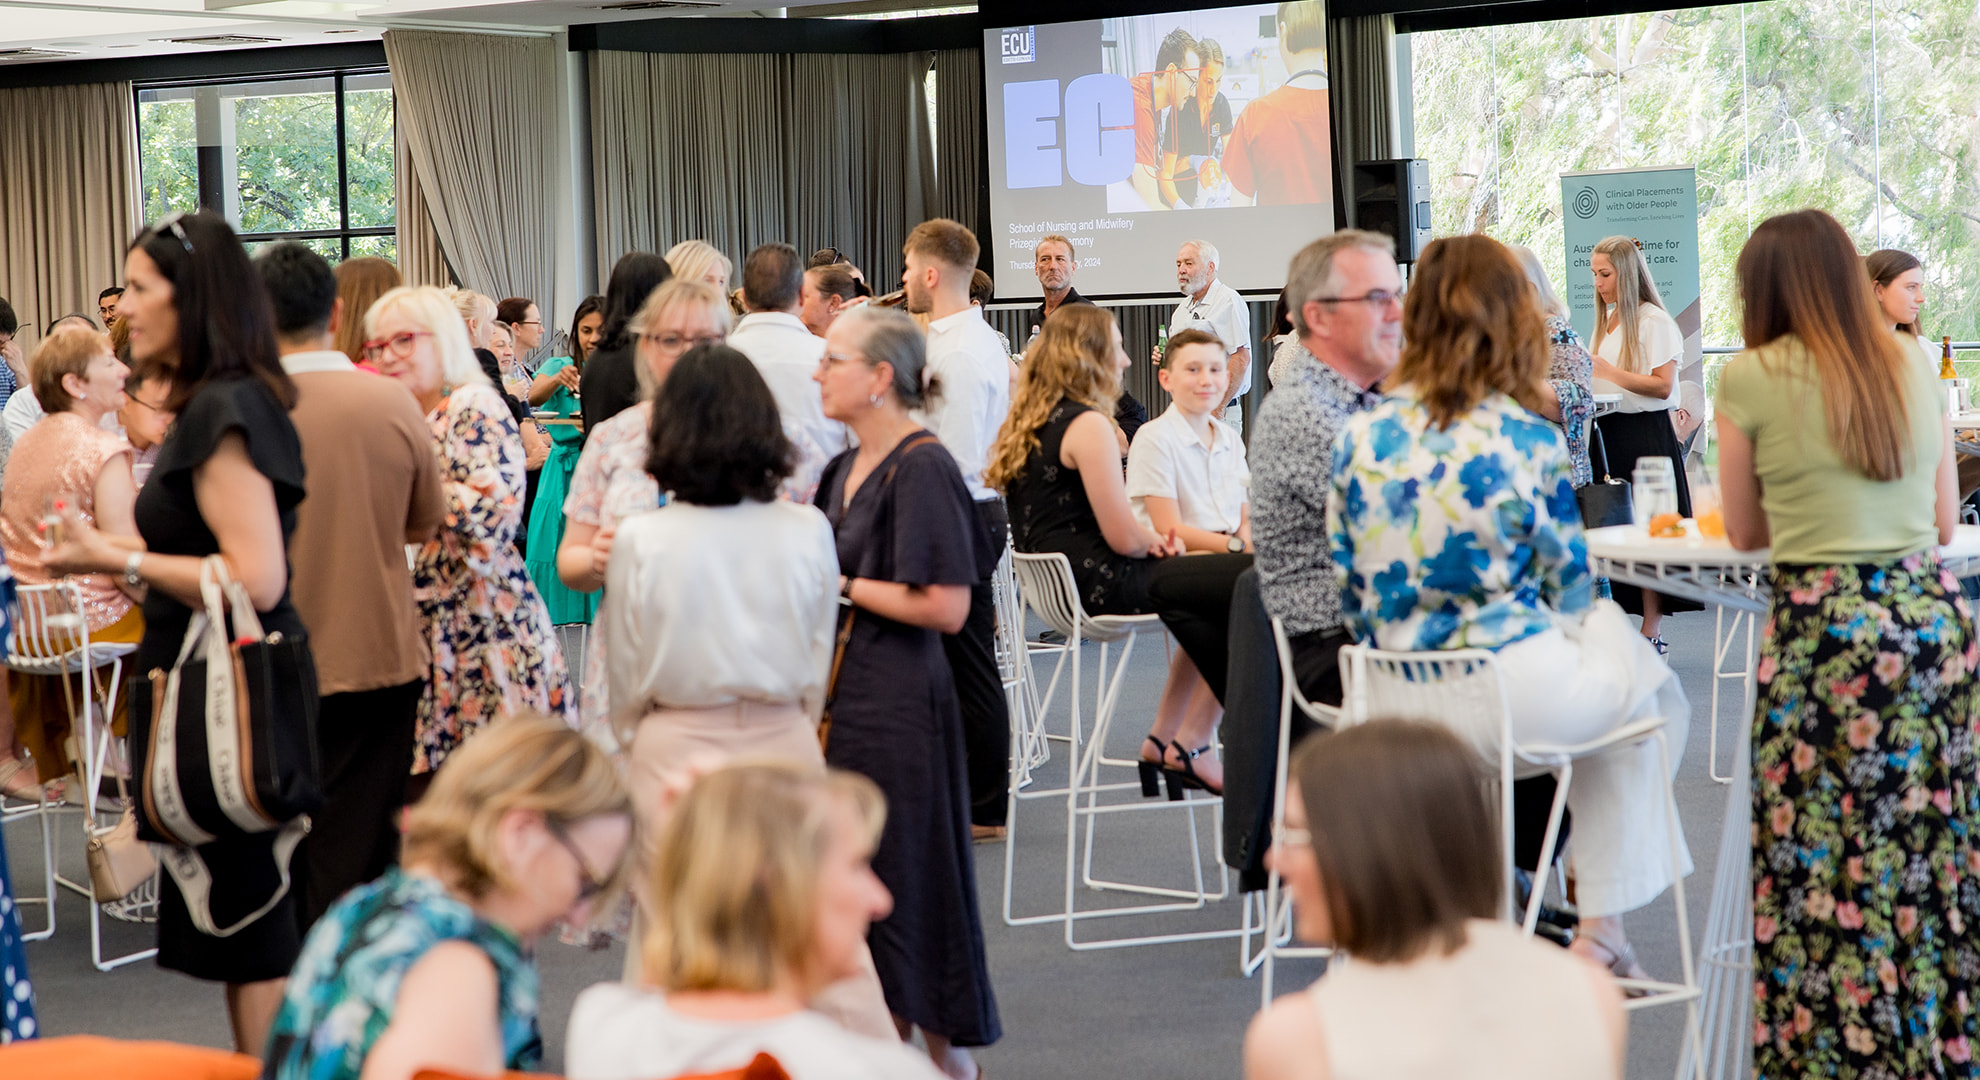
[1010,551,1089,640]
[991,540,1024,676]
[9,580,92,665]
[1338,644,1514,766]
[1269,616,1341,728]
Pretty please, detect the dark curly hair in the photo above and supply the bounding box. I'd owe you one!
[646,343,794,505]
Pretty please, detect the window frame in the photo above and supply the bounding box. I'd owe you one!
[133,65,395,262]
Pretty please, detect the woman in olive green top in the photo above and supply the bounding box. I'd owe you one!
[1716,210,1973,1079]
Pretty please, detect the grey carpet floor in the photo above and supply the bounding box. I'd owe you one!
[8,608,1738,1079]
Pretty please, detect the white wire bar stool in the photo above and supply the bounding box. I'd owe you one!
[1337,643,1704,1078]
[1004,551,1240,950]
[5,581,154,971]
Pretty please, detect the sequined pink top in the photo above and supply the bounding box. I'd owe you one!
[0,411,136,630]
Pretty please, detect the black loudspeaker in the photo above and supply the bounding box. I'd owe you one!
[1353,159,1432,262]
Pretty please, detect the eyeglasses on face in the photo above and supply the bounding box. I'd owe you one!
[545,816,612,905]
[1317,289,1406,309]
[360,331,434,360]
[640,331,724,354]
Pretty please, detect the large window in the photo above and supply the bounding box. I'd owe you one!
[138,71,397,263]
[1411,1,1980,352]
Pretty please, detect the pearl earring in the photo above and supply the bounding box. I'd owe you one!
[869,393,882,407]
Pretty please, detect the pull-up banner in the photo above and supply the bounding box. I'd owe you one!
[1560,166,1702,383]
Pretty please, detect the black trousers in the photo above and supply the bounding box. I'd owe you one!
[943,499,1012,828]
[295,679,422,933]
[1146,553,1254,704]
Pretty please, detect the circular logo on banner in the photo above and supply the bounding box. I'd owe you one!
[1572,187,1600,219]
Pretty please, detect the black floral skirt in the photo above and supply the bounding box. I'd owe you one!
[1753,554,1980,1077]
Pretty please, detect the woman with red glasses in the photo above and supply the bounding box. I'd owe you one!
[361,285,571,802]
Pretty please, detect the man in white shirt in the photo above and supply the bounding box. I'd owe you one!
[5,313,113,441]
[901,217,1014,837]
[728,243,846,502]
[1169,239,1254,432]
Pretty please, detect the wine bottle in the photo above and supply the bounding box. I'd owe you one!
[1944,336,1959,380]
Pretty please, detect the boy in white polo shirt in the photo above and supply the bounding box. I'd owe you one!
[1128,328,1251,550]
[1125,328,1251,796]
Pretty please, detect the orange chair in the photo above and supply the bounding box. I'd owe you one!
[0,1035,260,1079]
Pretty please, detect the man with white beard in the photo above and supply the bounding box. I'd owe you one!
[1167,239,1253,432]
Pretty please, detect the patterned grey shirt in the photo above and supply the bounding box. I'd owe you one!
[1252,351,1385,636]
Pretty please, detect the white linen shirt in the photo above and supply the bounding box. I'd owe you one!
[916,306,1013,501]
[603,499,839,725]
[1126,404,1249,534]
[725,310,847,503]
[1170,277,1254,398]
[1590,304,1683,413]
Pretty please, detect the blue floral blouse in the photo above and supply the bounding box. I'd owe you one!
[262,868,541,1080]
[1328,391,1591,652]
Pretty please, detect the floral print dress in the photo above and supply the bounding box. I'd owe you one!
[262,868,540,1080]
[411,384,571,774]
[1544,314,1596,487]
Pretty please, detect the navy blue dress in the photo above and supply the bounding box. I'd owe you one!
[815,431,1001,1047]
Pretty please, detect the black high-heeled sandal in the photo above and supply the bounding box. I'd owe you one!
[1138,736,1168,798]
[1161,743,1222,800]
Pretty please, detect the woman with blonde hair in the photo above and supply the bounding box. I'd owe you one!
[1718,210,1971,1077]
[0,325,141,798]
[332,257,400,368]
[1588,235,1697,649]
[558,279,730,744]
[566,763,941,1080]
[989,304,1248,795]
[666,240,734,294]
[364,285,570,794]
[265,713,632,1080]
[1329,234,1690,980]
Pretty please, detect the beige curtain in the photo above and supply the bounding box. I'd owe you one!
[589,49,936,290]
[383,29,558,304]
[394,119,452,288]
[932,48,983,237]
[0,81,141,343]
[1329,15,1403,224]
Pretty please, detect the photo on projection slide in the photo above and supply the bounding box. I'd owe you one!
[984,1,1335,298]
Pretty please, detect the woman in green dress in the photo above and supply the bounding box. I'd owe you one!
[525,296,605,625]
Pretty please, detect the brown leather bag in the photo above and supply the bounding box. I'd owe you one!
[86,770,157,903]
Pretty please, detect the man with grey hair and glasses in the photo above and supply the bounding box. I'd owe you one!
[1250,229,1402,704]
[1168,238,1252,431]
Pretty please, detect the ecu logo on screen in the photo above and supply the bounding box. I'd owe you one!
[1001,27,1037,64]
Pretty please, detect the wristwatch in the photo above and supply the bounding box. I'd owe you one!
[1226,533,1245,553]
[124,551,145,587]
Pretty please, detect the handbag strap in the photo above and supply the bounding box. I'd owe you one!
[824,433,943,707]
[157,816,309,937]
[1588,422,1615,482]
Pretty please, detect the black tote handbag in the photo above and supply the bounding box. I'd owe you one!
[129,556,322,936]
[1576,422,1634,529]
